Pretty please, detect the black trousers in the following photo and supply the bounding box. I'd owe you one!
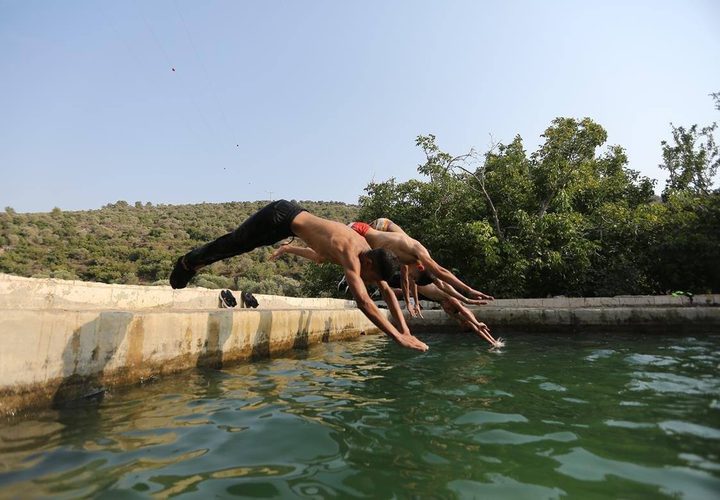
[184,200,306,268]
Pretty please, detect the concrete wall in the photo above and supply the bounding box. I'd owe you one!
[1,273,718,416]
[3,274,717,312]
[0,273,356,311]
[0,306,383,416]
[409,307,720,334]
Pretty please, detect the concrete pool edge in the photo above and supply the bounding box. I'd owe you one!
[1,273,719,416]
[408,307,720,334]
[0,307,383,417]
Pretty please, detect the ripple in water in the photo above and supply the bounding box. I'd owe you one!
[0,332,718,498]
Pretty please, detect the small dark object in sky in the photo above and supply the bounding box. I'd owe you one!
[171,67,176,72]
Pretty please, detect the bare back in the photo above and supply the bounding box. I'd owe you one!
[291,211,370,269]
[364,229,423,265]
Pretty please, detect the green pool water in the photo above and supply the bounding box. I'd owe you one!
[1,332,719,498]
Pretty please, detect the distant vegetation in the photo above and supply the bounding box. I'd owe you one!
[0,200,357,297]
[2,94,718,298]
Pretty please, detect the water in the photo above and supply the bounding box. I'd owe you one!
[1,333,719,499]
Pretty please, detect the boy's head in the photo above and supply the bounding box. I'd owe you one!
[412,268,435,286]
[360,248,400,283]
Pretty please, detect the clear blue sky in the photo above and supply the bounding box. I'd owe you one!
[2,0,719,213]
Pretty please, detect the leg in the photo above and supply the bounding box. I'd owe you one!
[170,200,303,288]
[185,200,302,268]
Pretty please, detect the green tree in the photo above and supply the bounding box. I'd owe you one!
[660,92,719,196]
[360,117,664,298]
[660,123,718,196]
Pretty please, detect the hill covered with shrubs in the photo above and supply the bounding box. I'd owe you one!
[0,200,358,297]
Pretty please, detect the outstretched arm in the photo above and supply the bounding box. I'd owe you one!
[433,279,488,305]
[345,271,428,351]
[449,301,498,346]
[270,244,325,263]
[411,279,423,318]
[378,280,412,335]
[417,246,494,301]
[400,265,420,317]
[439,297,500,347]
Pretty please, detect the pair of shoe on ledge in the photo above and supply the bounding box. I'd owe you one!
[171,256,259,309]
[220,290,259,309]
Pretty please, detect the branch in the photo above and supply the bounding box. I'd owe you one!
[447,153,504,241]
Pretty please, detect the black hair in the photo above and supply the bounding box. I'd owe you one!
[365,248,400,282]
[414,269,435,286]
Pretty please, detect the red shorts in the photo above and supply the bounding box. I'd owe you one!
[350,222,371,236]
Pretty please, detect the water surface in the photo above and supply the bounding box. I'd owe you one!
[1,332,719,498]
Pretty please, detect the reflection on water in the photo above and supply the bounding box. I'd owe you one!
[1,333,719,498]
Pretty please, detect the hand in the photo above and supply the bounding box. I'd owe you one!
[269,244,288,261]
[395,333,429,352]
[410,302,424,318]
[473,321,499,347]
[468,298,489,306]
[470,290,494,301]
[476,321,491,338]
[490,337,506,349]
[407,304,419,318]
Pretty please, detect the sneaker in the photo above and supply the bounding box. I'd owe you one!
[241,291,259,308]
[219,289,238,308]
[170,256,196,289]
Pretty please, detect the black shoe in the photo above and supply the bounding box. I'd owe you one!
[170,256,196,289]
[241,291,259,308]
[219,290,238,308]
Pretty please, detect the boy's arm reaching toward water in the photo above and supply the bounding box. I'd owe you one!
[415,245,494,301]
[345,271,428,352]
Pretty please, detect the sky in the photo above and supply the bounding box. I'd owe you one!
[1,0,719,213]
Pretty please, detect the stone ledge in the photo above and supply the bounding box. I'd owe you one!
[0,307,383,416]
[2,274,719,417]
[0,273,356,311]
[409,307,720,334]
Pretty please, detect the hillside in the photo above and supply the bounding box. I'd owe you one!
[0,200,359,297]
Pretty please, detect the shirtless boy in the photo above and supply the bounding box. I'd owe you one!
[170,200,428,351]
[348,218,494,310]
[364,218,502,347]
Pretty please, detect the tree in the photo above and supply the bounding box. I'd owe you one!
[360,117,671,297]
[660,92,720,196]
[531,118,608,217]
[660,123,718,196]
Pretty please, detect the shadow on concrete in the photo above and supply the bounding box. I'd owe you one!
[250,310,275,360]
[293,311,335,350]
[52,311,134,409]
[293,310,312,350]
[197,310,235,369]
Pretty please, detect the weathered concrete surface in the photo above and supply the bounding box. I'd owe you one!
[416,294,719,311]
[409,306,720,334]
[0,273,356,311]
[0,274,378,415]
[1,273,718,416]
[0,307,383,416]
[6,274,716,311]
